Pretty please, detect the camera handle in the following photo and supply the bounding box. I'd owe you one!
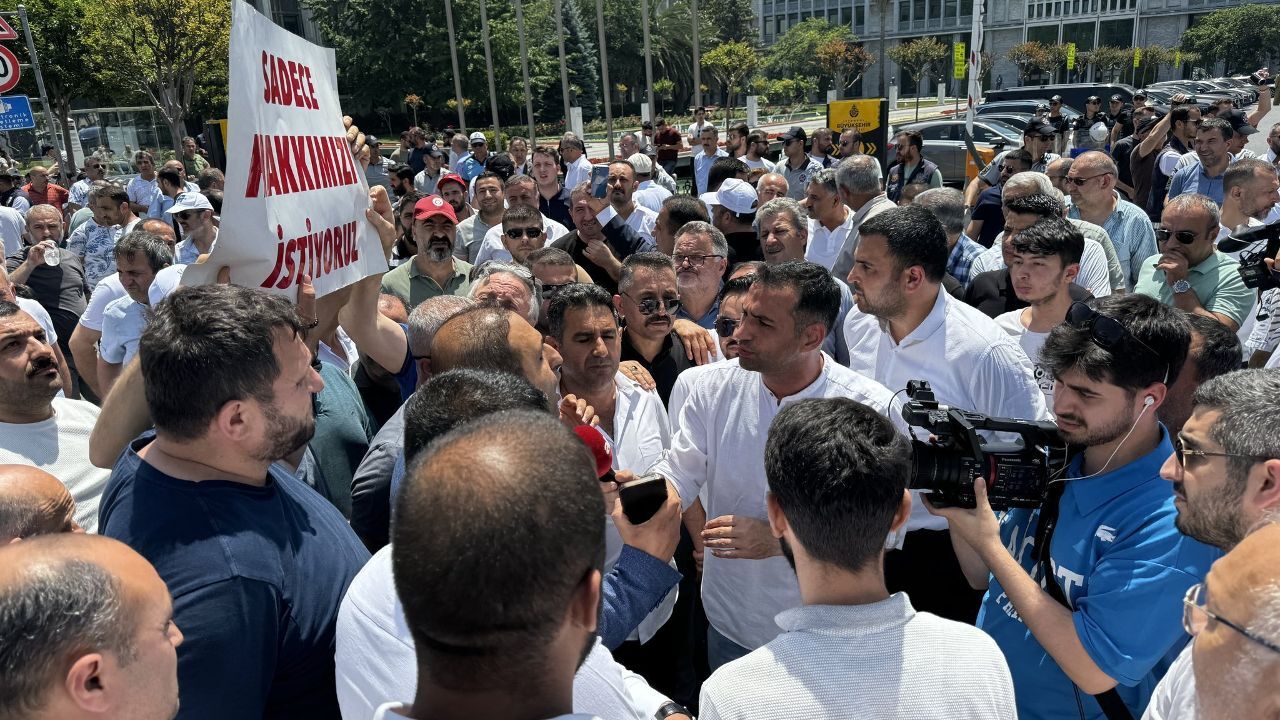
[1033,484,1135,720]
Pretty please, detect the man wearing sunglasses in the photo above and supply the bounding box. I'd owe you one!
[63,159,108,217]
[1071,95,1113,154]
[1133,193,1252,332]
[1146,369,1280,720]
[932,293,1218,720]
[1135,99,1201,220]
[167,192,217,265]
[966,119,1060,211]
[614,253,705,407]
[1067,151,1158,289]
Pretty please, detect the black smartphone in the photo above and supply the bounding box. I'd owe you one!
[618,473,668,525]
[590,165,610,198]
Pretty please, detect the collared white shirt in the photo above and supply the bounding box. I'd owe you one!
[616,203,658,246]
[565,155,594,191]
[845,289,1051,532]
[970,235,1113,298]
[656,355,899,650]
[339,547,667,720]
[805,206,855,271]
[473,216,570,266]
[634,181,672,214]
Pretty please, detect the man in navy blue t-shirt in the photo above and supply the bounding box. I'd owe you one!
[98,284,370,720]
[930,294,1220,720]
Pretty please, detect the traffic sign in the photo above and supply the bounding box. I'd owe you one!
[0,17,17,42]
[0,46,19,94]
[0,95,35,130]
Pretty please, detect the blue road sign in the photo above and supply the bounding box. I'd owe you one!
[0,95,36,131]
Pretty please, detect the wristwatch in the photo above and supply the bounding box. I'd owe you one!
[654,701,689,719]
[1171,279,1192,294]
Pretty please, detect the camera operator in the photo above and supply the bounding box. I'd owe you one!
[1143,368,1280,719]
[845,205,1050,623]
[929,294,1220,720]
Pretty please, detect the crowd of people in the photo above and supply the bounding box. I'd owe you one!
[0,79,1278,720]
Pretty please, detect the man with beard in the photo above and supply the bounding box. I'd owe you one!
[64,157,108,216]
[454,172,505,262]
[845,205,1048,624]
[614,253,703,405]
[1167,118,1234,206]
[97,231,173,394]
[533,146,575,231]
[1145,368,1280,719]
[699,398,1016,720]
[551,183,652,293]
[1155,313,1241,438]
[380,194,473,311]
[0,301,107,532]
[606,159,659,246]
[653,262,897,670]
[435,172,471,223]
[1218,160,1280,363]
[378,411,610,720]
[98,284,370,719]
[168,193,217,264]
[473,176,571,265]
[930,293,1218,720]
[68,182,141,288]
[410,146,446,196]
[1134,193,1252,331]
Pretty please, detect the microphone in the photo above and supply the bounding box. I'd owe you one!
[572,425,616,482]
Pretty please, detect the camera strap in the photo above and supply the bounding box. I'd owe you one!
[1033,482,1135,720]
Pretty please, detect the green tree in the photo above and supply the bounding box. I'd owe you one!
[1081,45,1129,83]
[763,18,847,86]
[83,0,228,154]
[1181,4,1280,75]
[653,77,675,116]
[701,40,757,123]
[1038,43,1070,83]
[702,0,754,43]
[561,0,601,119]
[1005,41,1047,84]
[1136,45,1173,86]
[888,37,948,120]
[816,38,876,99]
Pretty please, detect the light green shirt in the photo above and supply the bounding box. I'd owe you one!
[1132,250,1254,327]
[379,257,472,311]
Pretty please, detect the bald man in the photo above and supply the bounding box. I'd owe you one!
[431,304,561,402]
[0,464,81,542]
[0,533,184,720]
[1190,524,1280,720]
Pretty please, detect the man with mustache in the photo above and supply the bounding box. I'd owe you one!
[0,300,107,533]
[615,253,705,406]
[380,194,473,311]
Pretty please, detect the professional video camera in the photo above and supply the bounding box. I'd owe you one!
[902,381,1069,511]
[1219,221,1280,292]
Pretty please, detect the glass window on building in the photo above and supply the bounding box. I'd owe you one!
[944,0,957,19]
[1027,24,1058,44]
[899,0,911,24]
[852,5,862,30]
[960,0,973,16]
[1098,18,1134,48]
[913,0,925,26]
[1062,21,1095,50]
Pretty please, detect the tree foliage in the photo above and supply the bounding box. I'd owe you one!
[889,37,948,120]
[1037,43,1070,82]
[1181,4,1280,75]
[1005,41,1047,83]
[816,38,876,98]
[763,19,846,83]
[1081,45,1130,83]
[702,40,757,121]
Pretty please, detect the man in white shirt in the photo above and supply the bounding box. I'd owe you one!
[808,127,837,168]
[692,126,728,195]
[830,155,895,279]
[700,397,1017,720]
[741,132,775,173]
[606,159,658,246]
[654,261,897,668]
[474,203,566,267]
[992,217,1084,410]
[629,154,672,214]
[845,204,1049,623]
[126,150,159,215]
[1218,159,1280,362]
[376,410,616,720]
[686,106,710,148]
[98,230,173,395]
[473,176,571,266]
[0,301,109,532]
[168,191,218,264]
[412,145,446,195]
[561,137,594,191]
[64,158,107,215]
[803,168,854,271]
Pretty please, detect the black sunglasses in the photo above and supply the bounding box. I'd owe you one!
[1156,228,1198,245]
[1066,301,1169,382]
[624,294,680,316]
[714,317,739,337]
[505,226,544,239]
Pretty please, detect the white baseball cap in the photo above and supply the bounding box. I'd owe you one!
[469,131,487,145]
[626,153,653,175]
[715,178,758,216]
[167,192,213,214]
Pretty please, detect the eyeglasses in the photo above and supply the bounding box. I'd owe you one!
[1156,228,1199,245]
[542,281,576,298]
[999,165,1020,174]
[1184,583,1280,654]
[673,253,723,268]
[1065,173,1111,186]
[1173,433,1270,467]
[175,211,195,221]
[504,226,545,239]
[1065,301,1168,382]
[714,316,740,337]
[623,294,680,316]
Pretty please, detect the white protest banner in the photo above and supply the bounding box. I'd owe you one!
[183,0,383,297]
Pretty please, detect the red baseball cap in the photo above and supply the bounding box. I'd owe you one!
[437,173,467,192]
[414,195,457,223]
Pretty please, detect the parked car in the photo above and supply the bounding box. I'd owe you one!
[977,99,1083,121]
[1149,81,1243,107]
[983,83,1139,112]
[1140,87,1216,115]
[888,118,1022,187]
[973,112,1036,130]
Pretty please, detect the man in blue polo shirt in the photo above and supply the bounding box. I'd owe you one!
[931,293,1220,720]
[1166,118,1234,207]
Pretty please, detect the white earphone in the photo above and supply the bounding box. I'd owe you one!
[1144,395,1155,407]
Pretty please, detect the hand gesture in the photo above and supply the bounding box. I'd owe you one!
[702,515,781,560]
[618,361,657,391]
[366,185,397,259]
[558,393,599,428]
[1156,251,1190,284]
[672,319,714,365]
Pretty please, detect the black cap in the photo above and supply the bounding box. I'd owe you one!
[1220,109,1259,135]
[366,135,380,147]
[1050,95,1064,104]
[1110,94,1124,103]
[425,144,445,159]
[1024,119,1057,137]
[1133,92,1147,100]
[781,126,807,143]
[1086,95,1101,104]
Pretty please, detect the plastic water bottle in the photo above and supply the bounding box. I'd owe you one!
[41,241,60,267]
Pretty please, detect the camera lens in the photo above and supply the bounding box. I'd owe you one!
[910,441,980,498]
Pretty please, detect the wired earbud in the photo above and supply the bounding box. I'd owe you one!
[1144,395,1155,407]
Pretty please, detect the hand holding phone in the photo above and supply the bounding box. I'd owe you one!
[590,165,610,199]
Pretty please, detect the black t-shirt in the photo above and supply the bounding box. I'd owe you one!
[1111,135,1138,191]
[971,186,1006,249]
[619,330,696,406]
[964,268,1093,318]
[539,185,575,231]
[1072,111,1113,131]
[1047,114,1070,137]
